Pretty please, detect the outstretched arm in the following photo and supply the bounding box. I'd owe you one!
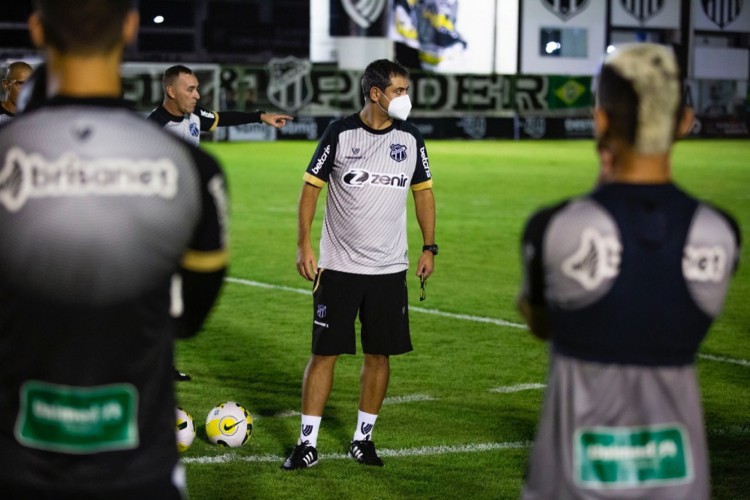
[215,110,293,129]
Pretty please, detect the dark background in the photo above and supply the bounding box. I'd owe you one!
[0,0,311,63]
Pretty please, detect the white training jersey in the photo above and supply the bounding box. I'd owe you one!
[304,113,433,275]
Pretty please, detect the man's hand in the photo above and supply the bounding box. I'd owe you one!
[416,251,434,280]
[297,244,318,281]
[261,112,294,129]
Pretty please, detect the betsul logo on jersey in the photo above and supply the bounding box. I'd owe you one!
[343,169,409,189]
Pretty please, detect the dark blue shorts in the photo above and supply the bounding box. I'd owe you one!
[311,269,412,356]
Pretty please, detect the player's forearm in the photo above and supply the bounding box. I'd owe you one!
[413,188,436,245]
[297,183,321,247]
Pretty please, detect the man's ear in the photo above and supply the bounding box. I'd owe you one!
[593,107,609,138]
[122,10,139,46]
[166,85,176,99]
[677,106,695,138]
[28,12,45,49]
[368,86,379,103]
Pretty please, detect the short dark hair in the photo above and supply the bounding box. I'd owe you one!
[34,0,134,55]
[4,61,33,81]
[595,65,639,149]
[361,59,409,100]
[162,65,194,90]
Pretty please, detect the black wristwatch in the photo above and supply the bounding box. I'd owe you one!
[422,244,438,255]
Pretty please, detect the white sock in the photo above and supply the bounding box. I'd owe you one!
[353,410,378,442]
[298,414,322,448]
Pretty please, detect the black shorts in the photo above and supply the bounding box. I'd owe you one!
[311,269,412,356]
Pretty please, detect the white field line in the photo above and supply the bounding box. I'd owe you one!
[272,394,437,418]
[383,393,438,405]
[181,441,533,465]
[489,383,546,394]
[223,277,750,368]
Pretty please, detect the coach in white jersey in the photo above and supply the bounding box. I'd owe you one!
[518,44,741,499]
[148,65,293,147]
[282,59,436,470]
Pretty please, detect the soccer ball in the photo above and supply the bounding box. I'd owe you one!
[175,407,196,452]
[205,401,253,447]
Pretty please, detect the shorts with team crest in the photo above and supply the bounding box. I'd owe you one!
[310,269,412,356]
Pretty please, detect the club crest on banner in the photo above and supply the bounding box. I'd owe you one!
[458,116,487,139]
[341,0,388,29]
[523,117,547,139]
[267,57,313,113]
[701,0,743,29]
[541,0,590,21]
[620,0,665,23]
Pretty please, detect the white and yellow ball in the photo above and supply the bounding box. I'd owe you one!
[175,407,196,452]
[205,401,253,447]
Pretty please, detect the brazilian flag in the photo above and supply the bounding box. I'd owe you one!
[548,76,593,110]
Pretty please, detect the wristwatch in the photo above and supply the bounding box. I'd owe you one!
[422,244,439,255]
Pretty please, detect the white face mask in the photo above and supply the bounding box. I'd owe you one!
[379,93,412,121]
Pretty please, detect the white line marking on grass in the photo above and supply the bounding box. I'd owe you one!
[489,383,546,394]
[383,394,438,405]
[410,306,526,329]
[273,410,301,418]
[698,353,750,367]
[225,277,308,296]
[224,277,750,368]
[181,441,533,465]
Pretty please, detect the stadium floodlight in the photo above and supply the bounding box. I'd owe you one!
[153,15,164,24]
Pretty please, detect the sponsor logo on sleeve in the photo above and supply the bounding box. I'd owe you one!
[562,227,622,290]
[311,144,331,175]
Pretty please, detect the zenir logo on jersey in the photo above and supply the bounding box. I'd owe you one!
[343,169,409,189]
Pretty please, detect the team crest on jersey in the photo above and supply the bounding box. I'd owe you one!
[390,144,407,162]
[621,0,665,23]
[267,57,313,113]
[341,0,387,28]
[317,305,327,318]
[701,0,743,29]
[189,122,200,137]
[561,227,622,290]
[542,0,590,21]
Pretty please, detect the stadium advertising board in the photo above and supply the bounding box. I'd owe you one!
[120,62,747,140]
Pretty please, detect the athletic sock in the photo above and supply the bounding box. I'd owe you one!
[298,414,322,448]
[353,410,378,441]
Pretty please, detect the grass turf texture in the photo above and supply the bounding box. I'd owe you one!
[176,139,750,499]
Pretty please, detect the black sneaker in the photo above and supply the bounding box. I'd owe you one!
[174,368,191,382]
[349,439,384,466]
[281,441,319,470]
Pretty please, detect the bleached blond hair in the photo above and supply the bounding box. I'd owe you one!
[599,43,681,154]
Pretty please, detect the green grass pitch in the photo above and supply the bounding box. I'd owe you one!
[175,139,750,499]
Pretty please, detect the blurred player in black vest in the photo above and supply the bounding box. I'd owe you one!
[0,1,228,498]
[149,64,293,147]
[518,43,741,499]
